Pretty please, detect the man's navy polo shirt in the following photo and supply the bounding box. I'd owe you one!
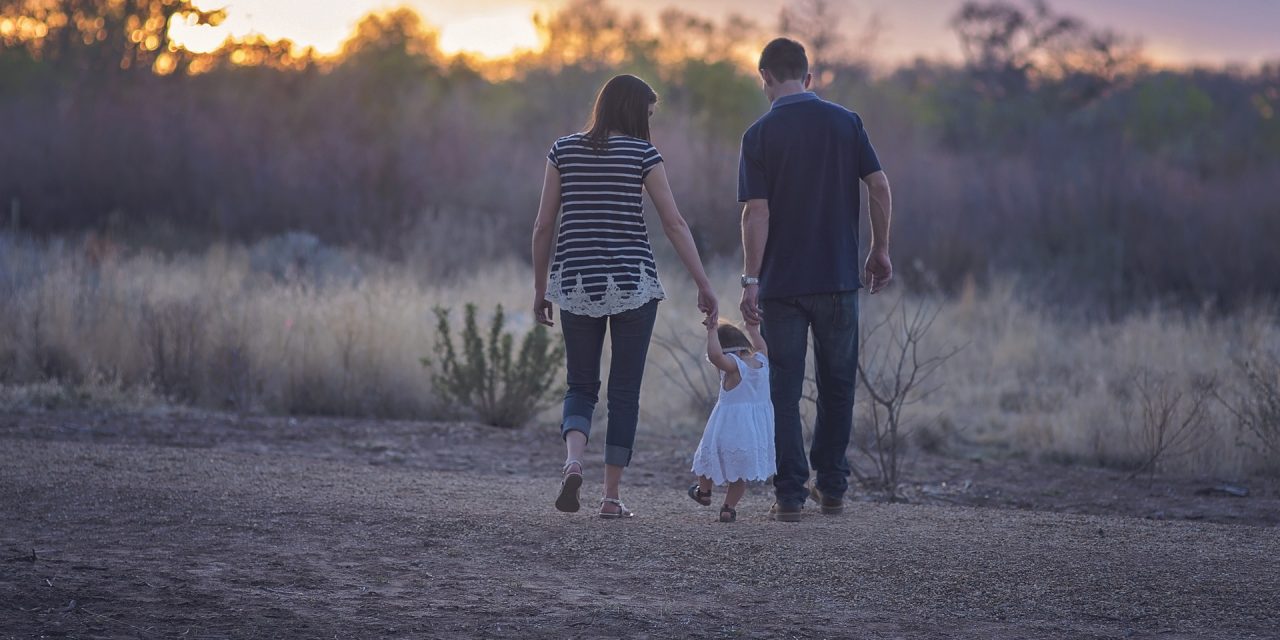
[738,91,882,299]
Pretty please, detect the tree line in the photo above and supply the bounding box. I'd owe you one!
[1,0,1278,307]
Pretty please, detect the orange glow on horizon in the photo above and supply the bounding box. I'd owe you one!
[156,0,1278,70]
[168,1,547,61]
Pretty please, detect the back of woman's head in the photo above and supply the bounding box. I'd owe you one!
[583,74,657,150]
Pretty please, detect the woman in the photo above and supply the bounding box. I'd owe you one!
[531,74,717,519]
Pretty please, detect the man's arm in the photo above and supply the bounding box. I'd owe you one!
[863,170,893,294]
[740,198,769,323]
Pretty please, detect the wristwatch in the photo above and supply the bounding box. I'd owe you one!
[740,275,760,287]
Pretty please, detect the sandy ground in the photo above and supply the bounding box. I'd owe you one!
[1,410,1278,639]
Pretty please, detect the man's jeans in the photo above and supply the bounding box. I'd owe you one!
[761,292,859,507]
[559,300,659,467]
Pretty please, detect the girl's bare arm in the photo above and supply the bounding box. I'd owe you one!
[705,318,737,374]
[744,322,768,358]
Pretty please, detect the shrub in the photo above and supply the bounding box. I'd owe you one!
[140,298,205,402]
[1126,369,1217,480]
[855,297,962,499]
[1217,354,1280,458]
[424,304,564,428]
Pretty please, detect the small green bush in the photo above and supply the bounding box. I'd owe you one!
[424,304,564,428]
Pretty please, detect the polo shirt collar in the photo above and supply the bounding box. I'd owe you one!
[770,91,819,110]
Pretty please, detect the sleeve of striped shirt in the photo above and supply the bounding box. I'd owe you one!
[640,143,663,177]
[546,140,560,168]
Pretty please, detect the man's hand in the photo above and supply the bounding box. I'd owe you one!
[864,248,893,294]
[533,293,554,327]
[740,284,762,325]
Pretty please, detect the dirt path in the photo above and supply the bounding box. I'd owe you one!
[1,412,1277,639]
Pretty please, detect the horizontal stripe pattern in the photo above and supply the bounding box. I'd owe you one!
[545,133,666,316]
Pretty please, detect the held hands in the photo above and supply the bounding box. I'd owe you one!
[697,285,718,326]
[864,248,893,294]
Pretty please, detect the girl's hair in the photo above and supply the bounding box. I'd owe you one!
[717,321,753,353]
[583,74,657,150]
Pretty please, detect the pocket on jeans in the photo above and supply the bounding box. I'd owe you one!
[831,292,858,331]
[616,299,658,322]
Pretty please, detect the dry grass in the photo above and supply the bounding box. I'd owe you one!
[1,232,1276,477]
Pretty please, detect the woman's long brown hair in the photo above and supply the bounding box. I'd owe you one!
[582,74,657,150]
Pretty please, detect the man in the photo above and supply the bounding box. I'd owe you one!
[738,37,893,522]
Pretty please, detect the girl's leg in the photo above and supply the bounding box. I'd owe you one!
[698,475,713,494]
[724,480,747,508]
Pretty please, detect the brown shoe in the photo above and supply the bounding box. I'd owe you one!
[809,485,845,515]
[768,502,803,522]
[718,504,737,523]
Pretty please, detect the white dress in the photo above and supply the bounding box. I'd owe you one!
[691,352,777,485]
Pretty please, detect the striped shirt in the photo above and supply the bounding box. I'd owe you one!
[545,133,666,317]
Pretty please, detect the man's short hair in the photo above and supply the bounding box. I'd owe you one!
[759,38,808,82]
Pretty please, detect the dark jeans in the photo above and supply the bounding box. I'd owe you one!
[559,300,659,467]
[761,291,859,507]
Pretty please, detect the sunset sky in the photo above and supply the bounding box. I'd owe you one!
[170,0,1280,66]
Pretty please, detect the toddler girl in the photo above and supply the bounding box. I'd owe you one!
[688,318,776,522]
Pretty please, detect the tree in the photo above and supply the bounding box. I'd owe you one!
[951,0,1142,104]
[532,0,649,71]
[0,0,224,75]
[779,0,843,83]
[337,7,442,80]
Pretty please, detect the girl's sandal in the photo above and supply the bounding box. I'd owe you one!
[555,460,583,513]
[599,497,635,519]
[687,485,712,506]
[719,505,737,523]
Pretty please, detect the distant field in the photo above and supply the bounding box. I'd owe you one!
[2,234,1276,478]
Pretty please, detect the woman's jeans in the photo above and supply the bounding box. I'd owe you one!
[559,300,659,467]
[761,292,859,507]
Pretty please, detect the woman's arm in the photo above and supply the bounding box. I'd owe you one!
[643,162,717,321]
[531,160,561,326]
[744,321,768,358]
[705,316,737,374]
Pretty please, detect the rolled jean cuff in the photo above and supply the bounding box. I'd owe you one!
[561,414,591,440]
[604,444,632,467]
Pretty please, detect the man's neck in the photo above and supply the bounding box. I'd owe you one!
[771,81,809,102]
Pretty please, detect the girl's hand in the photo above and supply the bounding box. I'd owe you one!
[697,286,718,323]
[703,314,718,331]
[534,293,554,327]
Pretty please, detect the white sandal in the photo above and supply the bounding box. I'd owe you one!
[599,497,634,519]
[555,460,583,513]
